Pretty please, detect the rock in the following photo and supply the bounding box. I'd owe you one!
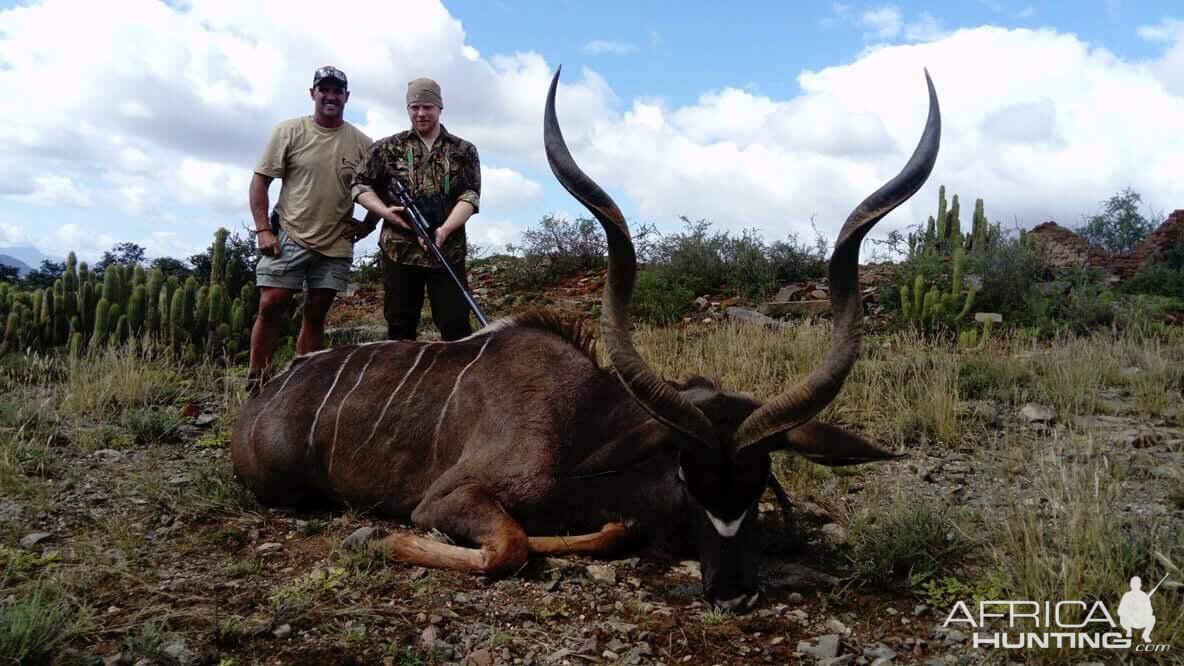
[864,644,896,660]
[826,618,850,635]
[19,532,52,550]
[194,413,218,427]
[809,289,829,300]
[255,542,283,554]
[1020,403,1055,424]
[342,526,382,549]
[103,654,132,666]
[763,561,840,590]
[674,560,701,578]
[725,306,793,328]
[160,639,197,665]
[694,296,710,311]
[91,449,124,463]
[466,648,494,666]
[943,628,967,645]
[601,650,620,660]
[1117,429,1163,449]
[758,300,830,317]
[545,648,574,663]
[819,657,853,666]
[586,564,617,585]
[798,634,841,659]
[774,285,805,301]
[788,592,805,604]
[821,523,849,545]
[272,624,292,639]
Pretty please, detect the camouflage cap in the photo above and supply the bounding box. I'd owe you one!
[313,65,348,90]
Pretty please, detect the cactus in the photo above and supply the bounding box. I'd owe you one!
[53,290,67,346]
[4,311,19,349]
[145,268,163,335]
[68,331,83,359]
[115,314,129,345]
[169,288,184,355]
[129,285,146,334]
[93,298,110,347]
[211,227,229,286]
[80,281,95,342]
[182,277,198,335]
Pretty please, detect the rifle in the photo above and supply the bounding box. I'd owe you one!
[381,179,489,327]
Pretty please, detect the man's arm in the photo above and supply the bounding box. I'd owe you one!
[249,172,280,257]
[434,141,481,246]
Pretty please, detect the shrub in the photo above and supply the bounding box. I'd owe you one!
[848,496,973,587]
[0,581,87,664]
[632,268,695,324]
[124,407,183,445]
[1076,187,1159,254]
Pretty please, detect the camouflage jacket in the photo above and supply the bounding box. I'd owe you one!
[351,125,480,267]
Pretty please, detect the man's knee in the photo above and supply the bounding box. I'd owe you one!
[257,288,294,320]
[303,289,335,323]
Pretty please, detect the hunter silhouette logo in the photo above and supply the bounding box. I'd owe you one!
[1118,574,1168,643]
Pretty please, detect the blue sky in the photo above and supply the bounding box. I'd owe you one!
[0,0,1181,265]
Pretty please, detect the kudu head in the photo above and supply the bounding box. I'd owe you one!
[544,67,941,610]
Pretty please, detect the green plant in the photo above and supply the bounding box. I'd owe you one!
[848,496,973,587]
[1076,187,1159,254]
[124,407,183,444]
[0,581,87,665]
[126,618,171,659]
[632,268,695,324]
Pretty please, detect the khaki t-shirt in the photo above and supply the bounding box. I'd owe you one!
[254,116,372,258]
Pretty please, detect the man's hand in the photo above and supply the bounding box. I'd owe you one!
[341,218,379,243]
[418,225,452,253]
[257,229,281,257]
[379,205,411,231]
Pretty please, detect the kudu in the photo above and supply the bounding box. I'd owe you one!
[231,67,940,611]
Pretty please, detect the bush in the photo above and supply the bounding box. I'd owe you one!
[968,227,1054,316]
[1121,239,1184,299]
[647,217,827,301]
[848,496,973,587]
[505,215,613,289]
[632,268,695,324]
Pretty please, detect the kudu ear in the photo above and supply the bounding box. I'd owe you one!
[760,420,903,467]
[568,419,672,479]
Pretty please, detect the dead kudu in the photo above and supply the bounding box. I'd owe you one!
[231,68,941,610]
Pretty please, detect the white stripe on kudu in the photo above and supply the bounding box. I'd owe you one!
[327,346,382,475]
[308,347,361,454]
[431,337,492,464]
[358,343,435,454]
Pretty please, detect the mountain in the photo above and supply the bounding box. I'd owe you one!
[0,254,33,277]
[0,245,63,275]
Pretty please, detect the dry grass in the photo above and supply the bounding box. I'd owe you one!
[59,341,189,418]
[986,439,1184,661]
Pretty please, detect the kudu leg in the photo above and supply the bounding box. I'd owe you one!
[382,484,529,578]
[527,522,631,556]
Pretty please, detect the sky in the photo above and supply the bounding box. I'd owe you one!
[0,0,1182,265]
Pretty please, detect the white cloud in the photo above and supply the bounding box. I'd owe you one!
[546,25,1184,247]
[480,167,543,211]
[862,6,903,39]
[0,222,27,245]
[905,13,945,42]
[20,176,93,208]
[1,0,1183,265]
[39,224,116,261]
[177,158,254,214]
[583,40,640,55]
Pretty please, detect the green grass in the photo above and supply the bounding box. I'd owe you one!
[847,495,974,588]
[0,580,87,665]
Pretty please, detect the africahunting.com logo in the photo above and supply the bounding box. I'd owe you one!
[942,573,1172,653]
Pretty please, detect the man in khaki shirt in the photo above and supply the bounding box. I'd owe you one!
[247,65,376,392]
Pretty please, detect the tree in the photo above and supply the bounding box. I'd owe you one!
[1077,187,1160,254]
[95,242,147,273]
[149,256,193,279]
[0,263,18,284]
[22,259,65,289]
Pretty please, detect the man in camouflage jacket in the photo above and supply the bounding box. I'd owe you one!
[352,77,481,341]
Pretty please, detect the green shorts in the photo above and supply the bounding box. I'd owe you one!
[256,228,352,292]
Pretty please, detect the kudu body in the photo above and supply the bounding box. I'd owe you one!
[232,68,941,610]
